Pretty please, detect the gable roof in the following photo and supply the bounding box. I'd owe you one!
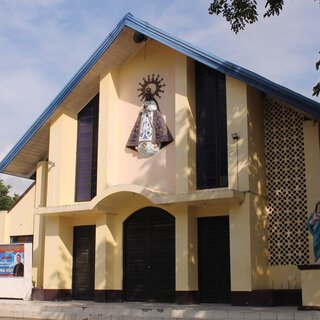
[1,12,320,178]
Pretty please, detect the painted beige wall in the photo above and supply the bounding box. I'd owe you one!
[303,120,320,263]
[104,213,118,290]
[8,184,35,237]
[226,77,253,292]
[174,55,196,194]
[247,86,269,289]
[187,58,196,191]
[43,216,72,289]
[226,76,249,192]
[33,214,45,287]
[33,161,49,287]
[226,79,269,291]
[98,41,176,193]
[43,214,100,289]
[95,213,108,290]
[229,193,267,291]
[35,161,48,208]
[97,69,119,195]
[268,265,301,289]
[97,46,196,197]
[229,194,252,291]
[0,211,8,243]
[47,109,77,206]
[249,194,269,289]
[175,206,197,291]
[247,86,266,197]
[300,269,320,306]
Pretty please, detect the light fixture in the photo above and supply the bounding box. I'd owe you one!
[231,132,240,140]
[132,31,148,43]
[48,160,55,168]
[231,132,240,190]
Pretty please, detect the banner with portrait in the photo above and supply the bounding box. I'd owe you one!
[0,244,24,277]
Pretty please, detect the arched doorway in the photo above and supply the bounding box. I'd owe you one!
[123,207,175,302]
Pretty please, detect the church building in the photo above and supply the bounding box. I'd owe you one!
[1,13,320,306]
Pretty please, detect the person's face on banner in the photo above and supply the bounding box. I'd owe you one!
[16,254,21,264]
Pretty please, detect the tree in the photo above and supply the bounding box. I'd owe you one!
[208,0,320,97]
[0,179,19,211]
[314,53,320,97]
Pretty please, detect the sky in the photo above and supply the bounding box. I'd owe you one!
[0,0,319,195]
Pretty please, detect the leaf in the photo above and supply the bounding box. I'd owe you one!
[313,83,320,97]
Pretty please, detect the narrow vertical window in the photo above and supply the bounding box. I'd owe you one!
[195,62,228,189]
[75,94,99,202]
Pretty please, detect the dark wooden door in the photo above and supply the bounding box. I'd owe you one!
[198,216,231,303]
[72,225,95,300]
[124,207,175,302]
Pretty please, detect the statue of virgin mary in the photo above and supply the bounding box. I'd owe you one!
[126,87,173,158]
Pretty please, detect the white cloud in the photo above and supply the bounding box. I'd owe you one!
[0,67,59,152]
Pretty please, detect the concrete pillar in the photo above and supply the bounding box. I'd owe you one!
[33,161,48,286]
[0,210,9,243]
[32,214,46,287]
[35,161,48,207]
[43,216,72,289]
[98,69,119,192]
[95,214,108,290]
[229,194,252,292]
[303,120,320,262]
[175,206,197,293]
[175,55,196,194]
[47,110,77,206]
[226,76,249,191]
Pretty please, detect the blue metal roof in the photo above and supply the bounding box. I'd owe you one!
[1,12,319,174]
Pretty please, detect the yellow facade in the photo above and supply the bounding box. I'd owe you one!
[1,19,320,307]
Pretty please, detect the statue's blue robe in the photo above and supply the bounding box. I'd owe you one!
[306,212,320,262]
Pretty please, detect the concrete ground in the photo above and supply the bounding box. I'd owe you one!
[0,299,319,320]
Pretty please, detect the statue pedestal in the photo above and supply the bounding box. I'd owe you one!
[298,265,320,310]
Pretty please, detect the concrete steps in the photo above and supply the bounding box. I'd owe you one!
[0,299,318,320]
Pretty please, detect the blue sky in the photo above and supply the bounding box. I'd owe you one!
[0,0,319,195]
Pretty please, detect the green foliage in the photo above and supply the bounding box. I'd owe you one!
[208,0,283,33]
[313,53,320,97]
[263,0,284,18]
[0,179,19,211]
[208,0,319,98]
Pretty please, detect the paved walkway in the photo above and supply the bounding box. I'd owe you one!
[0,299,318,320]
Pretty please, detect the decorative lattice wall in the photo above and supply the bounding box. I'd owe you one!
[264,98,309,265]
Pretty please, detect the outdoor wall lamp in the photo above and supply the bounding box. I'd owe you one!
[231,132,240,190]
[48,160,55,168]
[231,132,240,140]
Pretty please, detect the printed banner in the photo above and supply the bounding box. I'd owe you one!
[0,244,24,277]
